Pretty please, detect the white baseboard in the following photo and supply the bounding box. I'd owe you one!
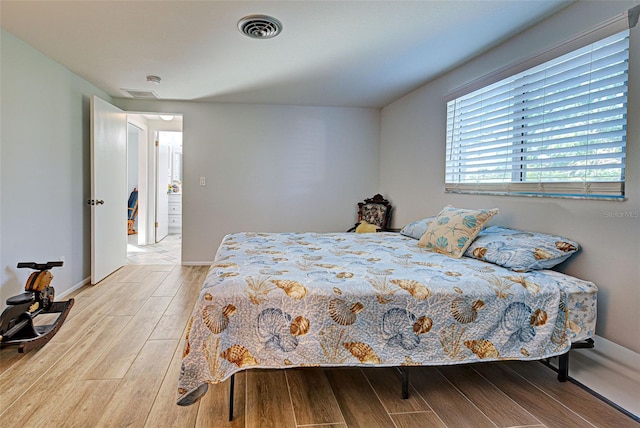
[180,261,213,266]
[57,276,91,300]
[569,335,640,418]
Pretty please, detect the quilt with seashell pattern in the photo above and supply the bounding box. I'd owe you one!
[177,232,597,405]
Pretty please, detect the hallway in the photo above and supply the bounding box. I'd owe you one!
[127,234,181,265]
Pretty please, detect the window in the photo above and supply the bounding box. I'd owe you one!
[445,30,629,199]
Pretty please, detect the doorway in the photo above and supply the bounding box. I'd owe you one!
[126,115,183,265]
[126,123,143,244]
[156,131,183,243]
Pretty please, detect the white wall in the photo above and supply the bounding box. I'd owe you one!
[115,99,381,264]
[127,124,139,194]
[0,29,111,305]
[126,114,150,245]
[380,1,640,355]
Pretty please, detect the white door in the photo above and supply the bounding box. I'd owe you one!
[155,135,170,242]
[91,95,127,284]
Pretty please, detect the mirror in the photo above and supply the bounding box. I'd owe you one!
[172,152,182,183]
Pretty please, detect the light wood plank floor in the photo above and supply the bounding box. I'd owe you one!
[1,265,637,428]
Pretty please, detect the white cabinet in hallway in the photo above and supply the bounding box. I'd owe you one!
[168,193,182,233]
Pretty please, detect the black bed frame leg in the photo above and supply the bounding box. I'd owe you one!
[542,339,593,383]
[228,373,235,421]
[400,367,409,399]
[558,352,569,382]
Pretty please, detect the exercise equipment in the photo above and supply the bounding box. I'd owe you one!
[0,261,74,353]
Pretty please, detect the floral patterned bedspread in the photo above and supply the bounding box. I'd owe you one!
[177,232,597,405]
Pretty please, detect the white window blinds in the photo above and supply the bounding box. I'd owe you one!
[445,30,629,199]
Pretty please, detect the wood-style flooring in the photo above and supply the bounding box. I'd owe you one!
[1,265,636,428]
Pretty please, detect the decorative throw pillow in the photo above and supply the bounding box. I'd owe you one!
[417,206,499,258]
[399,217,435,240]
[464,226,580,271]
[355,220,380,233]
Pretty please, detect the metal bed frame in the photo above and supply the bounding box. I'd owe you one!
[226,338,595,421]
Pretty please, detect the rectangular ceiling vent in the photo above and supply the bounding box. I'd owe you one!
[121,89,159,99]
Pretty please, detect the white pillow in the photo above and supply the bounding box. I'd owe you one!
[399,217,435,240]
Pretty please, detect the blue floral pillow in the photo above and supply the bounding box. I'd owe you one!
[464,226,580,272]
[399,217,435,240]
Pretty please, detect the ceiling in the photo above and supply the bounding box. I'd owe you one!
[1,1,573,108]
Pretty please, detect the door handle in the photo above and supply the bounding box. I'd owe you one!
[87,199,105,206]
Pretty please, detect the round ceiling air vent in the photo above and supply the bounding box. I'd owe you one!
[238,15,283,39]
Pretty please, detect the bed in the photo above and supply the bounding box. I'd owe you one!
[177,215,597,408]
